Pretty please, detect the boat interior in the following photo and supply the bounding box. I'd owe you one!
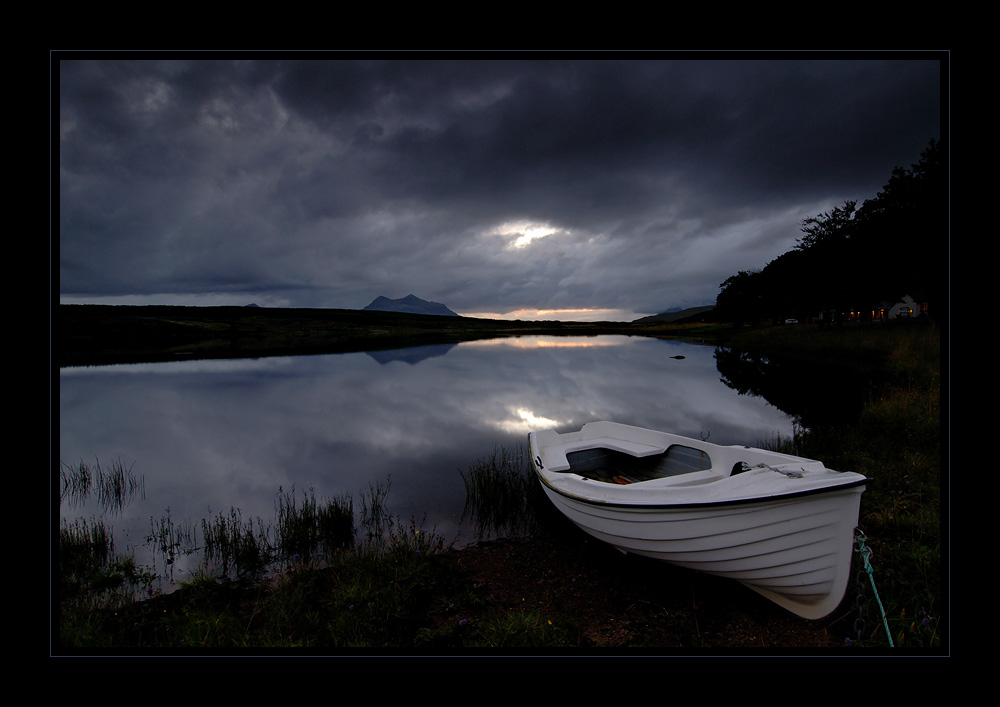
[565,444,721,485]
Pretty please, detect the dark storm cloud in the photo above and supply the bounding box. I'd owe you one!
[57,55,943,318]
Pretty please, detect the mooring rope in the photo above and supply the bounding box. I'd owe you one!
[853,528,893,647]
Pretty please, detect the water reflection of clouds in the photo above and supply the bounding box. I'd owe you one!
[493,406,566,435]
[59,336,795,561]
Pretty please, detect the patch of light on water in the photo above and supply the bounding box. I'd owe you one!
[459,335,632,350]
[493,406,565,435]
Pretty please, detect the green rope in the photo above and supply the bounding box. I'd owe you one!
[854,528,893,647]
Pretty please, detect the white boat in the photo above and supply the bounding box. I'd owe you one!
[528,421,867,620]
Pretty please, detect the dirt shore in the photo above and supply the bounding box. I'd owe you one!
[430,531,856,650]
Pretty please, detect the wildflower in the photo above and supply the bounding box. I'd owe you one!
[459,618,468,626]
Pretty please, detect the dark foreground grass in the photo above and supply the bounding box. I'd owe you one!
[738,321,943,648]
[55,321,945,652]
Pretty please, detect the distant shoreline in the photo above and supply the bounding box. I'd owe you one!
[56,304,726,368]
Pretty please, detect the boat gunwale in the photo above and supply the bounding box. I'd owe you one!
[528,422,868,510]
[533,467,868,510]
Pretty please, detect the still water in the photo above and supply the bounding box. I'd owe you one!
[58,335,796,583]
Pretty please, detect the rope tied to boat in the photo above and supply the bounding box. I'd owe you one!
[851,528,893,647]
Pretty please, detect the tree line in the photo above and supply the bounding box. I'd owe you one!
[714,139,946,326]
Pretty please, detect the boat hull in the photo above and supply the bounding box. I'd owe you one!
[530,422,866,620]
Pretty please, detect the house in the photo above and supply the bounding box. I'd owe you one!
[887,295,924,319]
[813,295,928,323]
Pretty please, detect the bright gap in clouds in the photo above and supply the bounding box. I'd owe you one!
[490,220,560,249]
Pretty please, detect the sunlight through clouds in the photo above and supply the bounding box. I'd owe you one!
[489,220,562,249]
[58,59,942,315]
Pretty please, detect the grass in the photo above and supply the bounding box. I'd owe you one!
[746,321,943,648]
[812,382,941,648]
[56,477,453,649]
[55,320,945,651]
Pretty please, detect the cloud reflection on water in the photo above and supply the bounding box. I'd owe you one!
[59,335,795,572]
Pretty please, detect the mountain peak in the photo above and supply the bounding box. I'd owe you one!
[363,294,459,317]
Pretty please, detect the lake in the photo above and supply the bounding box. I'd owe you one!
[58,334,797,588]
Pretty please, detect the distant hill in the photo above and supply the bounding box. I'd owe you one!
[363,294,459,317]
[632,305,715,324]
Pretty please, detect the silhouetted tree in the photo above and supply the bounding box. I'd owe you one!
[715,139,946,324]
[796,200,858,251]
[716,269,764,326]
[854,139,946,317]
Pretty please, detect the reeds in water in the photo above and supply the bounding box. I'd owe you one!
[60,517,155,605]
[61,518,116,572]
[360,476,392,547]
[460,445,538,538]
[198,487,356,578]
[275,486,355,563]
[201,507,272,578]
[60,457,144,515]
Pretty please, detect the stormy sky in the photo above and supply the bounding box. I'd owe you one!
[56,55,944,321]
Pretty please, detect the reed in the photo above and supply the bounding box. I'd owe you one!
[60,517,116,574]
[59,517,156,617]
[201,507,273,579]
[359,476,392,547]
[60,457,144,515]
[147,508,198,580]
[460,444,539,537]
[274,486,355,564]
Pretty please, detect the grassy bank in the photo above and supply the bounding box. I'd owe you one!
[725,321,943,648]
[55,320,944,651]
